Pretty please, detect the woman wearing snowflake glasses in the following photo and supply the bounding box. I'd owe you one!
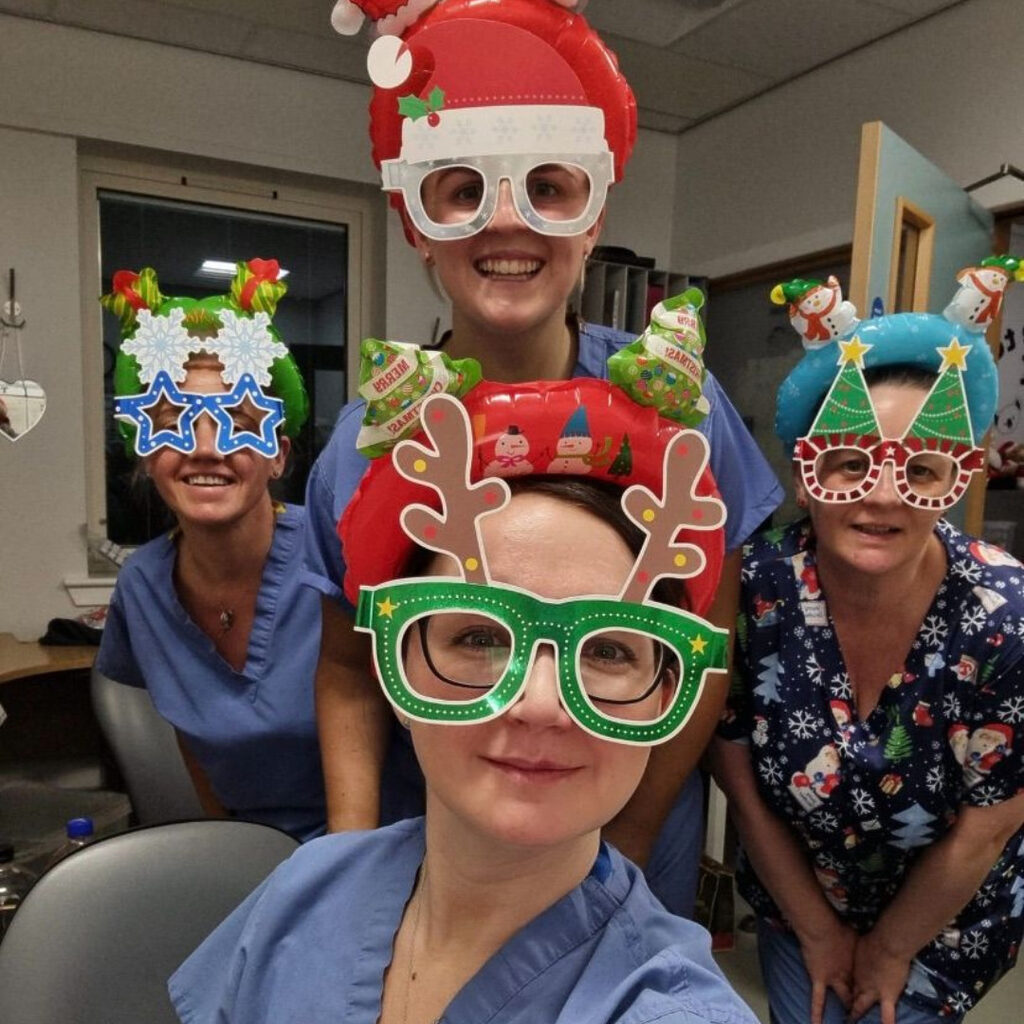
[304,0,782,916]
[94,261,327,841]
[712,259,1024,1024]
[170,377,759,1024]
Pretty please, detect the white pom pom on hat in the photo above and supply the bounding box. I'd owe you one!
[367,34,414,89]
[330,0,365,35]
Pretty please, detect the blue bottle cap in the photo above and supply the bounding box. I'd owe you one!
[66,817,94,839]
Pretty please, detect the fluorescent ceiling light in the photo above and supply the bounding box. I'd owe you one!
[197,260,289,279]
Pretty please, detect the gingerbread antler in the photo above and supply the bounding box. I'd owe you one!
[392,393,510,583]
[619,430,725,604]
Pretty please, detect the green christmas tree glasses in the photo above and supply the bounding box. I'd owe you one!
[794,337,985,511]
[355,579,728,745]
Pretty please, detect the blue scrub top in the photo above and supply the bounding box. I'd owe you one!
[96,503,326,841]
[170,818,759,1024]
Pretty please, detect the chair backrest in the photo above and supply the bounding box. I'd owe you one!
[0,819,298,1024]
[90,665,204,824]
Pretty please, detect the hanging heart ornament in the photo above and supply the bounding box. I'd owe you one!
[0,379,46,440]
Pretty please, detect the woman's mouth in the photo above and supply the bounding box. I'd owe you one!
[475,257,543,280]
[484,756,580,782]
[183,474,232,487]
[852,523,900,536]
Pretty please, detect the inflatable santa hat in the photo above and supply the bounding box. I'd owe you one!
[331,0,635,242]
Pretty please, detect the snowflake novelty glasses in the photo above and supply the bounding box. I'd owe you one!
[380,152,613,241]
[114,371,285,457]
[794,435,985,511]
[355,579,728,745]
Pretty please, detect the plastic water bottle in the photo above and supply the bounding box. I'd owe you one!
[0,843,37,941]
[45,816,95,871]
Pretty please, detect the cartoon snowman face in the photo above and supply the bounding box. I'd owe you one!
[495,430,528,458]
[555,435,593,457]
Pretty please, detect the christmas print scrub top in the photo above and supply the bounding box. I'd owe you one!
[719,519,1024,1017]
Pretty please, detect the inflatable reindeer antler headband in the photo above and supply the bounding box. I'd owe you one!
[352,391,729,745]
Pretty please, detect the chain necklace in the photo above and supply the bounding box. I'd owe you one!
[399,865,428,1024]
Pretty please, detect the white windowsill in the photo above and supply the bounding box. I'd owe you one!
[63,575,118,607]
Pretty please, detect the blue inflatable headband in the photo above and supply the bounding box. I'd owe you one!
[773,258,1020,449]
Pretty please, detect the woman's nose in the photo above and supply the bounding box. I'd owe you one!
[506,643,571,728]
[487,179,527,230]
[864,462,901,504]
[191,411,222,457]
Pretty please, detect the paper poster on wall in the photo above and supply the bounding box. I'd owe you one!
[989,222,1024,487]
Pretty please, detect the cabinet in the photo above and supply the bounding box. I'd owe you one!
[579,259,707,336]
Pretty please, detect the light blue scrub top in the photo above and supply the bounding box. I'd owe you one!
[170,818,760,1024]
[96,503,326,841]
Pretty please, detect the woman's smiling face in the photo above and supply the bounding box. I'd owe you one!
[796,382,948,578]
[406,492,667,852]
[145,357,288,529]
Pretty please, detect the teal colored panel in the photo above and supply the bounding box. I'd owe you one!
[868,123,993,316]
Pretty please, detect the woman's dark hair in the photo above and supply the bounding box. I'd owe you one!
[862,363,938,390]
[404,474,689,610]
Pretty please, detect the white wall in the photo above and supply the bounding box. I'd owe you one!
[0,128,87,639]
[672,0,1024,278]
[0,14,675,638]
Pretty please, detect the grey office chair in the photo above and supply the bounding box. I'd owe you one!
[90,666,204,823]
[0,819,298,1024]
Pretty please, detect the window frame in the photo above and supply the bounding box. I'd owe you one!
[78,150,379,556]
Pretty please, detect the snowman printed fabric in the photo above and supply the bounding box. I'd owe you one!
[720,519,1024,1016]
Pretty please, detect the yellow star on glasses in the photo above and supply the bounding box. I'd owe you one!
[938,338,971,372]
[376,597,399,619]
[837,336,871,368]
[689,634,708,655]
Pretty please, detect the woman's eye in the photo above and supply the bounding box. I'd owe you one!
[529,179,560,200]
[582,639,635,665]
[453,629,507,650]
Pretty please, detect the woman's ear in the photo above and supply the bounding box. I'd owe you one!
[584,207,606,254]
[270,435,291,480]
[792,462,809,509]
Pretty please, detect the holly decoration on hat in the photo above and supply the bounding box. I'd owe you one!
[398,87,445,126]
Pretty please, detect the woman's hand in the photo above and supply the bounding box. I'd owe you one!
[848,930,911,1024]
[796,920,857,1024]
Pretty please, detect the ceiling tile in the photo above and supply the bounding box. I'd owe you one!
[51,0,250,53]
[670,0,909,79]
[608,31,771,122]
[584,0,748,48]
[859,0,960,14]
[241,25,369,80]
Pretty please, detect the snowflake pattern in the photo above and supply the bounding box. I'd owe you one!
[213,311,286,387]
[960,604,988,636]
[1000,695,1024,724]
[921,615,949,645]
[851,788,875,816]
[758,757,782,787]
[951,559,983,584]
[121,309,192,383]
[788,708,817,739]
[721,520,1024,1013]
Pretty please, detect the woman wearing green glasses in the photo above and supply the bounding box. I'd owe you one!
[171,380,758,1024]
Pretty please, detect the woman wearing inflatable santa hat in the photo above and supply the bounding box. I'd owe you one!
[304,0,782,915]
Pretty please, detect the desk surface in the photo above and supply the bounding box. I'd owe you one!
[0,632,96,685]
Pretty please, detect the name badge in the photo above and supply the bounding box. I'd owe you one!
[801,600,828,627]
